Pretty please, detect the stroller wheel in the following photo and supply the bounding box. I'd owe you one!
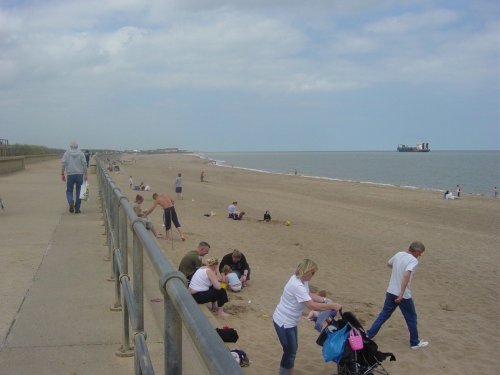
[337,362,373,375]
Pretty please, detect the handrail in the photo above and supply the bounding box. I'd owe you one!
[96,156,243,375]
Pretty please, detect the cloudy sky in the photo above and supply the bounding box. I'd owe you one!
[1,0,499,151]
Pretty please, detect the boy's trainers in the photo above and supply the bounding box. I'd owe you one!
[411,340,429,349]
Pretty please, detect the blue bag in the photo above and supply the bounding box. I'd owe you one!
[322,324,349,363]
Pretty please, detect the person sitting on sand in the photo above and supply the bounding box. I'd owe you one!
[220,265,242,292]
[228,201,245,220]
[444,191,456,200]
[189,258,230,317]
[219,249,250,287]
[133,194,161,238]
[143,192,185,241]
[179,241,211,281]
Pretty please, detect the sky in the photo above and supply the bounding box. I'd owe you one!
[0,0,499,151]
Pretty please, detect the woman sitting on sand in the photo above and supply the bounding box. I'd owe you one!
[189,258,229,317]
[132,194,161,238]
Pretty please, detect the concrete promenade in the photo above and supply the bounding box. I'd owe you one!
[0,159,208,375]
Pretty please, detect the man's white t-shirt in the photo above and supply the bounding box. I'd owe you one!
[387,251,419,299]
[273,275,312,328]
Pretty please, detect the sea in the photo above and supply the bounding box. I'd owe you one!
[199,151,500,197]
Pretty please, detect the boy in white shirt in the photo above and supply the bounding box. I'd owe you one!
[366,241,429,349]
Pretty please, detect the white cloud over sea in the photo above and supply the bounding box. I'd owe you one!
[1,0,499,151]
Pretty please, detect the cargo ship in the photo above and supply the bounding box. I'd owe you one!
[397,142,430,152]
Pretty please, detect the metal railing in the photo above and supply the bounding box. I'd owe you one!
[96,157,243,375]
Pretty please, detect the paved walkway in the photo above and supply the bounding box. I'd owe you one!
[0,159,208,375]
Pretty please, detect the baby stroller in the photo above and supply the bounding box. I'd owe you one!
[316,311,395,375]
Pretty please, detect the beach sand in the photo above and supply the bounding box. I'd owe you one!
[111,153,500,375]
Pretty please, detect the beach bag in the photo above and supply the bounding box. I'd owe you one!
[322,323,349,363]
[216,326,239,343]
[230,349,249,367]
[348,328,364,351]
[79,181,89,201]
[263,210,271,222]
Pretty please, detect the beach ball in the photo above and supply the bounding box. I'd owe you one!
[285,220,292,226]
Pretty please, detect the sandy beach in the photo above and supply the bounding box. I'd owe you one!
[110,153,499,375]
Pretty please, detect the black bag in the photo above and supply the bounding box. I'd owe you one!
[263,210,271,222]
[216,327,239,343]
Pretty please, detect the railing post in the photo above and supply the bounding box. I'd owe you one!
[161,274,185,375]
[110,250,122,312]
[133,231,144,332]
[118,196,129,275]
[116,273,134,357]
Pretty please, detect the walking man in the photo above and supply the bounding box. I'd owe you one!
[61,141,88,214]
[366,241,429,349]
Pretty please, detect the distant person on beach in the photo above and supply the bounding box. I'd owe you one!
[495,187,498,198]
[144,192,185,241]
[273,259,342,375]
[129,176,133,189]
[218,249,250,287]
[133,194,161,238]
[263,210,272,222]
[444,190,456,200]
[228,201,245,220]
[294,169,298,176]
[366,241,429,350]
[175,173,183,200]
[189,257,230,317]
[200,170,205,182]
[456,185,461,198]
[179,241,211,281]
[61,141,88,214]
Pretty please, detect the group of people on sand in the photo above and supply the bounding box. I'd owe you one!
[117,164,430,375]
[443,184,462,199]
[272,241,428,375]
[132,191,185,241]
[178,243,251,317]
[130,177,150,191]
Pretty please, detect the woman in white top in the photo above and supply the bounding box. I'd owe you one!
[273,259,342,375]
[189,258,229,317]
